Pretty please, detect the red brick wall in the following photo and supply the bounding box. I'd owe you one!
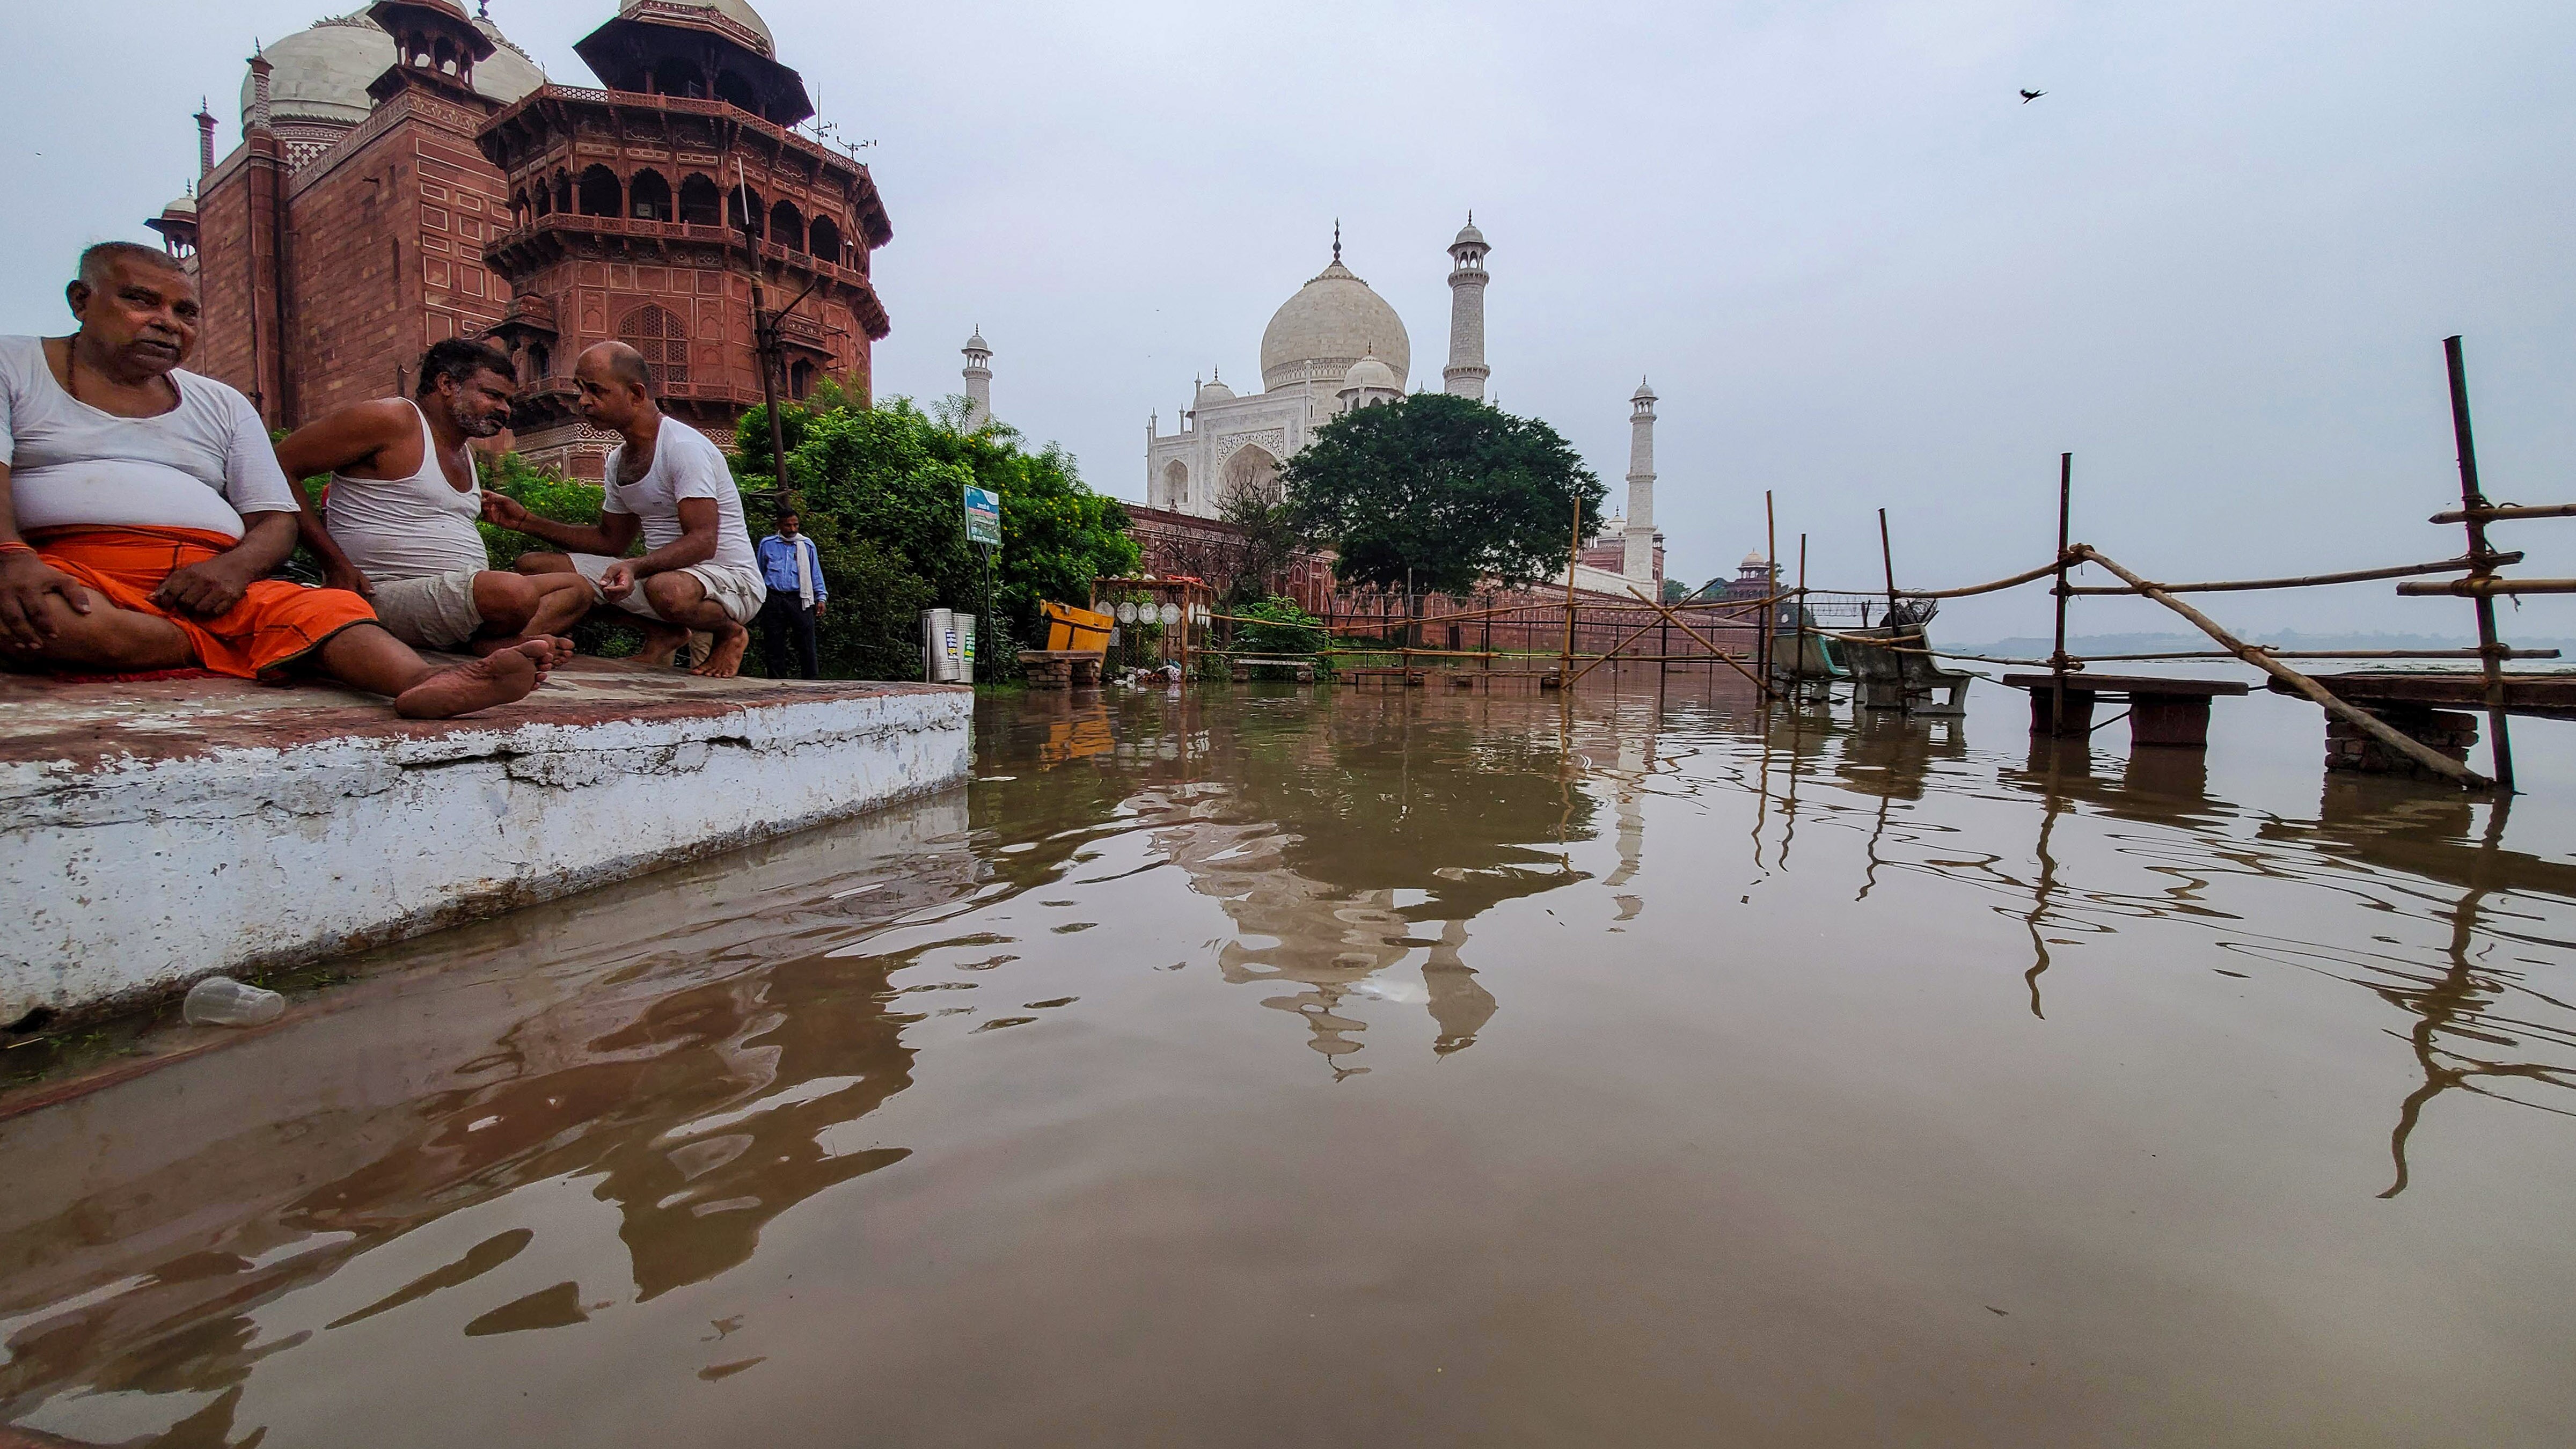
[282,91,511,426]
[191,138,288,421]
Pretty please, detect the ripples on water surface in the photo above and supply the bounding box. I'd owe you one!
[5,678,2575,1446]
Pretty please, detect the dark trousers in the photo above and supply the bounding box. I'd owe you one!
[758,588,820,679]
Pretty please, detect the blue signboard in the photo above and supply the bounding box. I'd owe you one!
[964,485,1002,546]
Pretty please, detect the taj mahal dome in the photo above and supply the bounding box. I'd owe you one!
[1143,219,1493,520]
[1115,216,1668,591]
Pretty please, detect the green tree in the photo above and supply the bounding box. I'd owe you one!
[737,391,1139,679]
[1282,392,1604,603]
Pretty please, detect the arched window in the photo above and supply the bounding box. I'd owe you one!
[1161,460,1189,510]
[509,190,530,225]
[551,170,571,214]
[531,182,551,217]
[650,65,705,99]
[788,360,816,399]
[524,341,551,384]
[726,184,764,239]
[770,200,806,252]
[617,304,691,390]
[627,169,672,222]
[677,173,721,226]
[1221,445,1280,510]
[809,215,842,264]
[576,166,621,217]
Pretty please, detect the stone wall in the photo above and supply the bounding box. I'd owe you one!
[1,664,972,1028]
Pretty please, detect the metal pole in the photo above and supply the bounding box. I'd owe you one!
[2445,336,2514,792]
[735,156,789,501]
[2052,451,2072,737]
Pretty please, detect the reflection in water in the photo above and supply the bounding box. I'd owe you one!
[5,677,2576,1442]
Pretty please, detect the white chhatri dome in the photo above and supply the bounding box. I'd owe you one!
[243,9,543,128]
[1259,250,1410,394]
[1340,350,1400,393]
[625,0,775,55]
[1194,371,1236,407]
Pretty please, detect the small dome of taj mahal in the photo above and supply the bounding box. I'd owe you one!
[1340,350,1400,393]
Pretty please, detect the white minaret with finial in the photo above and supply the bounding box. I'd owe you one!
[1622,379,1658,584]
[960,326,992,428]
[1444,213,1490,400]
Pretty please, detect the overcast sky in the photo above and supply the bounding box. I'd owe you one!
[5,0,2570,640]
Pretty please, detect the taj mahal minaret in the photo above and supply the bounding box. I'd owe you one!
[961,326,993,428]
[1622,379,1658,583]
[1443,215,1490,400]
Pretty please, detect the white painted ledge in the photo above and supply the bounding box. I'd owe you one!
[0,660,973,1024]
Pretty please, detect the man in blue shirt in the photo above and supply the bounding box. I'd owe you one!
[753,509,827,679]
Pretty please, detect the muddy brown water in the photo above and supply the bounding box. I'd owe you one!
[5,677,2575,1446]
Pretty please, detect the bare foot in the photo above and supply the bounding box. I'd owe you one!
[691,621,750,678]
[393,648,540,719]
[474,634,576,669]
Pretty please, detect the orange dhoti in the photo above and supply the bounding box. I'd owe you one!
[30,526,379,679]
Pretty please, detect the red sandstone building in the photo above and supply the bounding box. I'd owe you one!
[170,0,889,478]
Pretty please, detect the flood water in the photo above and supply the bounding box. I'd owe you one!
[6,675,2576,1446]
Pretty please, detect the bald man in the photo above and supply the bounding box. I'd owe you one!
[0,243,547,718]
[486,342,762,677]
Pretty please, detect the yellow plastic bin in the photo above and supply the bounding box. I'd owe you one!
[1042,601,1114,652]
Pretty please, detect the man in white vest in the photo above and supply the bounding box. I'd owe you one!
[487,342,764,677]
[753,508,826,678]
[275,339,591,662]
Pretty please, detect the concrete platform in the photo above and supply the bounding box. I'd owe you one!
[1,659,972,1027]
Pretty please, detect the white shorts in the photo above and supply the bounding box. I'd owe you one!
[568,554,764,626]
[368,567,484,650]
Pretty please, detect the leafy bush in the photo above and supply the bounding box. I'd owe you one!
[1231,595,1329,657]
[736,393,1138,680]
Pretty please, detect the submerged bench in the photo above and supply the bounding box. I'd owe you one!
[1230,655,1318,683]
[1022,650,1106,690]
[2001,673,2250,748]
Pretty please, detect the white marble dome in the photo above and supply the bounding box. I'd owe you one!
[1194,374,1236,407]
[1259,257,1410,394]
[626,0,775,56]
[241,10,544,129]
[473,13,548,103]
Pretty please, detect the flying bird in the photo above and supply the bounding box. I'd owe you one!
[2019,89,2046,103]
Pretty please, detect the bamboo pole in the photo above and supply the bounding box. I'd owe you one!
[1561,491,1583,689]
[1762,489,1778,687]
[2431,501,2576,525]
[2398,577,2576,597]
[2066,552,2519,596]
[1796,532,1810,684]
[2445,335,2515,792]
[1626,587,1775,698]
[2052,452,2073,736]
[1878,508,1900,624]
[2075,546,2493,789]
[1565,616,1684,686]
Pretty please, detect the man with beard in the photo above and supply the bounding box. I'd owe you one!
[0,244,547,718]
[275,339,587,662]
[491,341,762,677]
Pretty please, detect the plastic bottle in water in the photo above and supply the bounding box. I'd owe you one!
[183,976,286,1028]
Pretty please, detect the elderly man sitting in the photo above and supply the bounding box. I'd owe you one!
[0,244,548,717]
